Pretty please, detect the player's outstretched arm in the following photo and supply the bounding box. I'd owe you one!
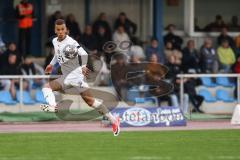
[45,64,53,75]
[45,54,57,75]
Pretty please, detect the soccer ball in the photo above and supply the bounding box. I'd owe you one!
[63,44,78,59]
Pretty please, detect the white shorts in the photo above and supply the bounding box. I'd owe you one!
[55,67,89,94]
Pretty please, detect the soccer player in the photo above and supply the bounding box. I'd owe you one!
[41,19,120,136]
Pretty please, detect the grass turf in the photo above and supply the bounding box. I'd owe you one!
[0,130,239,160]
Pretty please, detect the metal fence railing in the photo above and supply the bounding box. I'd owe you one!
[0,75,59,112]
[178,74,240,118]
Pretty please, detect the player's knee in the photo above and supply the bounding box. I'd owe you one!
[82,96,95,106]
[43,83,51,88]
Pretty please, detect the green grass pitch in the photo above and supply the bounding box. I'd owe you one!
[0,130,239,160]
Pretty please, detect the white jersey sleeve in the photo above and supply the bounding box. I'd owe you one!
[72,41,88,67]
[78,46,88,67]
[50,54,58,66]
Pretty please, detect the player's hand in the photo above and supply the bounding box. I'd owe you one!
[45,65,53,75]
[82,66,90,77]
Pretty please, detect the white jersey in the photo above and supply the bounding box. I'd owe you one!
[50,35,88,75]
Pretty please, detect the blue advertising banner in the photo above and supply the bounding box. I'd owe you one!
[111,107,186,127]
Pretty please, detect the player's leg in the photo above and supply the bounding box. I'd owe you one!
[80,89,120,136]
[41,79,62,112]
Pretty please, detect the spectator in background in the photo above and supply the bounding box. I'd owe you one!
[129,54,141,63]
[204,15,226,32]
[200,38,219,73]
[165,56,189,114]
[217,40,236,73]
[93,13,112,41]
[114,12,137,37]
[112,25,130,42]
[20,56,44,89]
[16,0,34,57]
[66,14,81,42]
[233,55,240,73]
[146,53,171,106]
[81,25,97,53]
[228,16,240,32]
[234,33,240,56]
[0,42,21,73]
[0,35,6,55]
[111,54,128,100]
[164,24,183,50]
[96,26,111,53]
[4,54,25,98]
[95,26,112,65]
[217,27,235,49]
[184,78,204,113]
[145,38,164,64]
[47,11,63,38]
[128,37,145,61]
[181,40,201,73]
[164,41,182,65]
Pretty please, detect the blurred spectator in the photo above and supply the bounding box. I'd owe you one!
[199,38,219,73]
[233,56,240,73]
[164,24,183,50]
[0,42,11,91]
[47,11,63,38]
[93,12,112,41]
[128,37,145,61]
[111,54,128,100]
[234,33,240,56]
[0,35,6,55]
[81,25,97,53]
[20,56,44,89]
[4,54,21,75]
[20,56,44,75]
[145,38,164,64]
[165,56,189,114]
[96,26,111,53]
[114,12,137,37]
[204,15,226,32]
[147,53,171,106]
[217,40,236,73]
[4,54,24,98]
[164,41,182,65]
[130,54,141,63]
[217,27,235,49]
[228,16,240,32]
[1,42,22,68]
[184,78,204,113]
[16,0,34,57]
[112,25,130,42]
[66,14,81,42]
[181,40,201,73]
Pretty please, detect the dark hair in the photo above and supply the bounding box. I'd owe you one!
[151,37,158,42]
[119,12,126,17]
[55,19,65,25]
[221,39,229,44]
[216,14,222,20]
[166,24,176,30]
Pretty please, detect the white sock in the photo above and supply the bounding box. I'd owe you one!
[105,112,116,124]
[42,87,57,107]
[92,99,116,124]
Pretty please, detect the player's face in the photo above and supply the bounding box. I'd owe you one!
[55,24,67,40]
